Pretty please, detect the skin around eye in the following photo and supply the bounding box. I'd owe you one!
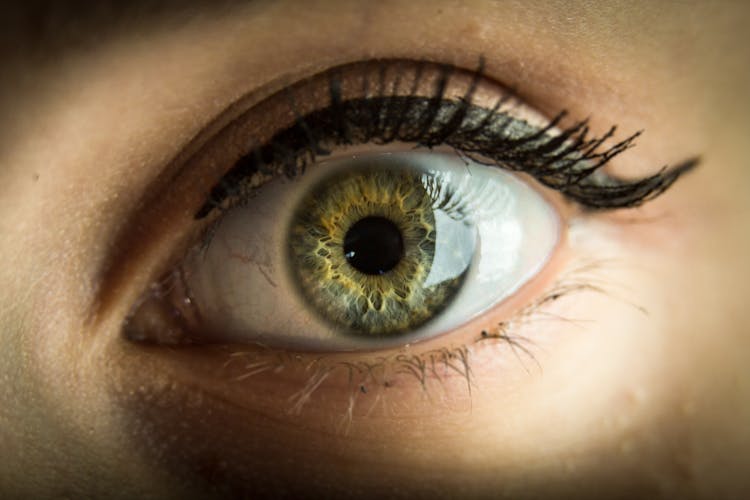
[124,149,560,350]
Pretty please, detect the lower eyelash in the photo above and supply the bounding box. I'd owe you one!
[214,257,629,424]
[195,59,698,219]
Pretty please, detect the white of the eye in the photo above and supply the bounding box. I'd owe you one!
[382,153,559,337]
[182,149,559,350]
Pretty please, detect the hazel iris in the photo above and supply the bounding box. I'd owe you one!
[287,161,467,336]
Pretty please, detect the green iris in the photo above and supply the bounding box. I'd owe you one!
[287,161,467,336]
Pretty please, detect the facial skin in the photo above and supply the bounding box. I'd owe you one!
[1,1,749,498]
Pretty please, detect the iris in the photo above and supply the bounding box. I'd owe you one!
[288,161,470,336]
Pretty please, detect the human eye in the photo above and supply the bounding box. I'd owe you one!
[117,59,694,367]
[129,146,561,350]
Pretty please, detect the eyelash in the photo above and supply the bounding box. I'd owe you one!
[218,257,620,418]
[195,58,698,219]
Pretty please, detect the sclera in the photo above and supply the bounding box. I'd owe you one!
[180,149,559,350]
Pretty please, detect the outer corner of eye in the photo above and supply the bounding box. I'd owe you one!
[123,148,561,352]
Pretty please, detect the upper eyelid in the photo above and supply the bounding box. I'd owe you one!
[90,57,695,327]
[191,58,698,219]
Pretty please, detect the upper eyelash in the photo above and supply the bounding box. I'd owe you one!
[195,59,698,219]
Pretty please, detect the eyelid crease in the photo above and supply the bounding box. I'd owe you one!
[193,58,698,219]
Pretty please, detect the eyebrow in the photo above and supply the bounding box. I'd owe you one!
[0,0,250,61]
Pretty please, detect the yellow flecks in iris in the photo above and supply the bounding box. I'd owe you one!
[288,165,462,336]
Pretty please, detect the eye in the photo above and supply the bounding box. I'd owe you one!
[151,150,558,350]
[121,59,694,353]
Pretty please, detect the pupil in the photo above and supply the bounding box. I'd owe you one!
[343,216,404,275]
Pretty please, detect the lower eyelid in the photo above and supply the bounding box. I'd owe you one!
[115,236,576,420]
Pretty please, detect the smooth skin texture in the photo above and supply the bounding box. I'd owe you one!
[0,1,749,498]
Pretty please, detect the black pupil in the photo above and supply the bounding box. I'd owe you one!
[343,216,404,275]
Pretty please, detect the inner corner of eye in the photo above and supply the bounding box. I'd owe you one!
[123,150,560,352]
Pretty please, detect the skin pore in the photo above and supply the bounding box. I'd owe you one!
[1,1,749,498]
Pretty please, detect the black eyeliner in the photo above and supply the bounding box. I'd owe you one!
[195,60,698,219]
